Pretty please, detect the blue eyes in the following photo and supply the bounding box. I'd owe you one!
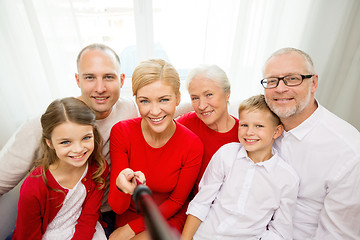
[139,99,169,103]
[240,124,264,128]
[58,136,92,145]
[83,136,92,140]
[191,93,213,101]
[83,75,115,80]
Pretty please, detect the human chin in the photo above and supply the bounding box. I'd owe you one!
[270,104,297,119]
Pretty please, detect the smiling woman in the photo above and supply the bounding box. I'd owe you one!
[108,59,203,239]
[1,0,360,238]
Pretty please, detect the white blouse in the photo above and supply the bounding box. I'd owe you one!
[42,164,106,240]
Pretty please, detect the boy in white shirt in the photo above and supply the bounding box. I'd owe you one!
[182,94,299,240]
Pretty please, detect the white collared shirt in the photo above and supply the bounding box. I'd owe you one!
[274,104,360,240]
[187,143,299,240]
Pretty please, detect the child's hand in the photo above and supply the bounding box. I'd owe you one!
[116,168,146,195]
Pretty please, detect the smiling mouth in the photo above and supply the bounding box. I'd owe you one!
[201,110,213,116]
[70,152,87,160]
[150,116,166,122]
[244,138,258,143]
[92,96,109,101]
[274,97,293,102]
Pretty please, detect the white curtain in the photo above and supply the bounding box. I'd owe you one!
[1,0,360,237]
[0,0,359,150]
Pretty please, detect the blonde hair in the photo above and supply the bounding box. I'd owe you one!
[35,97,106,192]
[238,94,281,126]
[132,59,180,96]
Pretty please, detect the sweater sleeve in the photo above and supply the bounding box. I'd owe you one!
[13,176,44,240]
[72,163,109,240]
[0,116,42,195]
[108,122,132,214]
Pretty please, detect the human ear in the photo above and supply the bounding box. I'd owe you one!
[45,139,54,149]
[225,90,231,102]
[176,92,181,106]
[75,73,81,88]
[119,73,125,88]
[311,74,319,94]
[273,124,284,140]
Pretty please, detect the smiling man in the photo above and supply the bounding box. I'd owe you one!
[0,44,139,237]
[261,48,360,239]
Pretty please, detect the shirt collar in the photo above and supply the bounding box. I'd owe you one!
[237,146,280,173]
[283,100,324,141]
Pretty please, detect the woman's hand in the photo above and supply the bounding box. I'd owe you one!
[109,224,135,240]
[116,168,146,195]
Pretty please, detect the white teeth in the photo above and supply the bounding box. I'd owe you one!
[71,153,85,159]
[95,97,107,100]
[151,116,165,122]
[246,139,257,142]
[201,112,212,116]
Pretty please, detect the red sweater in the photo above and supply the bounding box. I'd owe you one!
[176,112,239,194]
[13,162,108,240]
[109,117,203,234]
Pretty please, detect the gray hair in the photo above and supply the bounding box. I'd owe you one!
[186,64,230,92]
[263,47,315,74]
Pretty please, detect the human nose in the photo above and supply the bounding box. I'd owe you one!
[274,78,288,92]
[198,98,208,110]
[150,102,161,116]
[95,79,106,93]
[246,126,255,135]
[72,141,83,153]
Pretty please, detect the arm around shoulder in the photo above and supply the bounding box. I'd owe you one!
[0,116,42,196]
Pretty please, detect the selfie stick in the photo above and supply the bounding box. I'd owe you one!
[132,182,180,240]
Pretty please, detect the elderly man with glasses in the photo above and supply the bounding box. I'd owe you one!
[261,48,360,240]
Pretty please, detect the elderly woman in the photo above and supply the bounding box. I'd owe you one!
[177,64,239,194]
[108,59,203,240]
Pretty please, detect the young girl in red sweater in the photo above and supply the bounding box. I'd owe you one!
[13,97,108,240]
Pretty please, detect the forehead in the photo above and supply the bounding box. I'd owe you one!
[137,80,175,97]
[188,76,223,93]
[239,109,275,123]
[264,52,308,77]
[78,49,119,72]
[52,121,93,138]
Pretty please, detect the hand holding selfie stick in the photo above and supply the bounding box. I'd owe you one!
[132,179,180,240]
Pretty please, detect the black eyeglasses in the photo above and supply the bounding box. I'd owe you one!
[260,74,314,89]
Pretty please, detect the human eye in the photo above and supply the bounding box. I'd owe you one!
[286,75,301,83]
[60,140,70,145]
[84,75,94,81]
[256,124,264,128]
[83,135,93,141]
[240,124,248,127]
[191,96,199,101]
[139,99,149,104]
[160,98,169,103]
[206,93,213,97]
[105,75,115,81]
[267,78,278,86]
